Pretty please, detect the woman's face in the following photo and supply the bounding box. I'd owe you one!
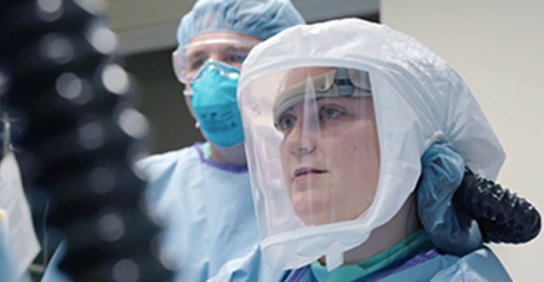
[277,70,380,225]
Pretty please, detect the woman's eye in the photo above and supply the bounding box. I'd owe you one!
[277,114,297,133]
[320,106,343,120]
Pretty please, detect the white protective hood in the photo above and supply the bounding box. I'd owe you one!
[237,18,505,270]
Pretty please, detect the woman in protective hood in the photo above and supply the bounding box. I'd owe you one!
[236,18,529,281]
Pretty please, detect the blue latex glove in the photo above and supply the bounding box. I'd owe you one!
[417,141,483,255]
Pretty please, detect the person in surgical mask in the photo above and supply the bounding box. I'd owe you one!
[40,0,304,281]
[141,2,303,281]
[237,18,516,281]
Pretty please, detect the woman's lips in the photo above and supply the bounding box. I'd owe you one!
[293,167,327,180]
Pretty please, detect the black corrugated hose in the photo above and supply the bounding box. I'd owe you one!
[455,168,541,244]
[0,0,173,281]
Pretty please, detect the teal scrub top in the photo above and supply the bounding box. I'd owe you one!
[285,245,511,282]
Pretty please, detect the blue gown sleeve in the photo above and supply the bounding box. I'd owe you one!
[40,241,71,282]
[430,248,512,282]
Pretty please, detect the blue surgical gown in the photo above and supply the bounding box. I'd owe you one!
[141,143,260,281]
[41,143,264,282]
[1,225,17,282]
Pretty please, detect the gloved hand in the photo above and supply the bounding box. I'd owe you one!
[417,141,483,255]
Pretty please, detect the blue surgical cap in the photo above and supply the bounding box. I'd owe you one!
[177,0,305,51]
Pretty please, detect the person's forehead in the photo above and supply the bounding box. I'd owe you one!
[190,31,261,43]
[289,96,372,111]
[186,32,261,55]
[282,67,336,87]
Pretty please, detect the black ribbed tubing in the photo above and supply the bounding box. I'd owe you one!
[0,0,173,281]
[455,168,541,244]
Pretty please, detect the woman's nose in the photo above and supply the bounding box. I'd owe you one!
[285,117,318,159]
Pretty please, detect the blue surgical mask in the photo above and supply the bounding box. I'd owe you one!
[189,60,244,148]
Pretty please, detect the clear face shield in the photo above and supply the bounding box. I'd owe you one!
[273,67,378,226]
[240,66,381,268]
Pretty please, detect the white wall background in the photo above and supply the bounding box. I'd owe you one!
[382,0,544,281]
